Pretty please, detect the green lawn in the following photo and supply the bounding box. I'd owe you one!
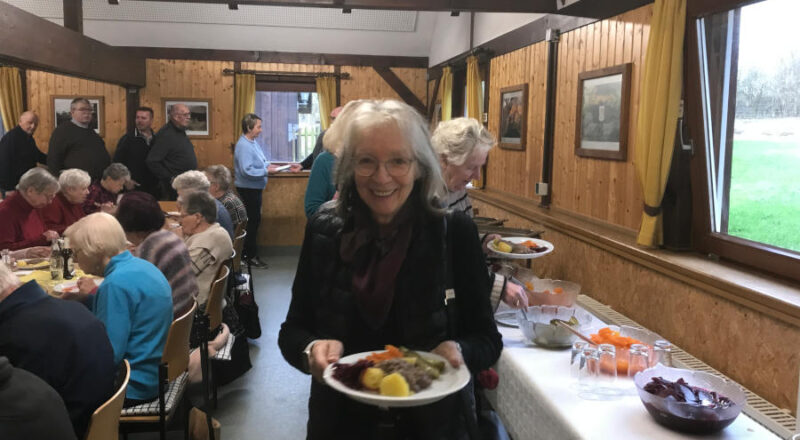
[728,139,800,253]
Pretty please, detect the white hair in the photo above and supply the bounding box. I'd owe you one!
[172,170,210,192]
[58,168,91,190]
[322,100,367,156]
[65,213,127,262]
[431,117,496,166]
[17,168,59,192]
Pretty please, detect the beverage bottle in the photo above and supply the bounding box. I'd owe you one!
[50,239,62,280]
[62,237,74,279]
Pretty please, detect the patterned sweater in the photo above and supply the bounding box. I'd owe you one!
[135,230,198,318]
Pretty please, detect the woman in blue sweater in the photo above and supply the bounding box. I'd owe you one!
[63,212,173,407]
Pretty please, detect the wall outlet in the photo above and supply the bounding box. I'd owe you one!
[535,182,549,196]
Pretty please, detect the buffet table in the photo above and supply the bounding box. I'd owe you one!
[485,297,782,440]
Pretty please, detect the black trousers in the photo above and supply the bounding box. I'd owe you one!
[236,187,263,259]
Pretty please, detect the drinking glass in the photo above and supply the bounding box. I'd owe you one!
[1,249,11,268]
[653,340,673,367]
[570,340,588,382]
[627,344,650,378]
[597,344,617,395]
[578,346,599,392]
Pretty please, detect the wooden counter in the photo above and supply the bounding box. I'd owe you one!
[258,171,310,247]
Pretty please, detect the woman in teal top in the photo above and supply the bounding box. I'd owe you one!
[64,212,172,405]
[304,150,336,218]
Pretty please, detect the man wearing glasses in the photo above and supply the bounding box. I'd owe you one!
[146,103,198,200]
[47,97,110,181]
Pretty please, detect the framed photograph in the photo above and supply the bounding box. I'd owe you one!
[498,84,528,150]
[162,98,212,139]
[575,63,632,160]
[52,96,104,137]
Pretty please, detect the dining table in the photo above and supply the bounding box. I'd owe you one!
[14,263,99,296]
[485,295,786,440]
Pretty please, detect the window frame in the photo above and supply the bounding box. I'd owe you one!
[686,0,800,283]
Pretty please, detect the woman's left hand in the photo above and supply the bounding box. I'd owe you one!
[432,340,464,368]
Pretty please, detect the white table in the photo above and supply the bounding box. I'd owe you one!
[485,304,782,440]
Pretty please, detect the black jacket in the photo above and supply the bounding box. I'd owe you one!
[0,281,116,438]
[279,205,502,439]
[47,121,110,181]
[300,130,325,170]
[114,129,159,197]
[0,357,77,440]
[0,126,47,191]
[146,121,198,182]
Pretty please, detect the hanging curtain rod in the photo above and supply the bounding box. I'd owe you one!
[222,69,350,79]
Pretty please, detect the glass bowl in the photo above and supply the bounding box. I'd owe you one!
[515,277,580,307]
[516,306,592,348]
[634,365,746,434]
[590,325,662,376]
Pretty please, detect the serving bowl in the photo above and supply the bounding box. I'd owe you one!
[516,306,592,348]
[634,365,746,434]
[512,275,580,307]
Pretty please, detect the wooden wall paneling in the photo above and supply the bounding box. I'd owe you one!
[390,67,428,108]
[338,66,427,105]
[26,70,126,157]
[524,42,548,199]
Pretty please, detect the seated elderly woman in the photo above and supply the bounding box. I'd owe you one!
[205,165,247,229]
[178,190,233,306]
[279,100,502,439]
[0,168,59,254]
[63,213,172,407]
[431,117,527,310]
[116,191,198,318]
[41,168,90,234]
[172,170,234,238]
[82,162,130,215]
[303,100,366,219]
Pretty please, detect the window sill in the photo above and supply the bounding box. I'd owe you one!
[470,188,800,327]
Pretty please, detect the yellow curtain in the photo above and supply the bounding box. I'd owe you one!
[316,76,337,130]
[233,73,255,139]
[0,67,24,131]
[465,56,483,121]
[634,0,686,247]
[439,66,453,121]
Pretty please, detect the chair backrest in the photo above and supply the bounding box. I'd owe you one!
[206,265,230,331]
[84,360,130,440]
[232,230,246,273]
[233,221,246,237]
[162,302,196,382]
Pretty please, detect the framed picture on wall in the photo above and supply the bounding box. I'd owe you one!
[575,63,632,160]
[162,98,212,139]
[498,84,528,150]
[52,96,104,137]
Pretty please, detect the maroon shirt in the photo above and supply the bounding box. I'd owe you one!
[82,181,117,215]
[0,192,48,250]
[41,192,86,234]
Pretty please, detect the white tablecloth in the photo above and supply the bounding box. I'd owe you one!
[485,305,781,440]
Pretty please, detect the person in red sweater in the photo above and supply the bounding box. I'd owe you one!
[0,168,59,251]
[41,168,90,235]
[82,163,129,215]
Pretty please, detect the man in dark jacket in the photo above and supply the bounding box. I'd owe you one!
[146,103,198,200]
[47,97,110,181]
[0,356,77,440]
[0,264,115,439]
[113,106,159,197]
[0,111,46,196]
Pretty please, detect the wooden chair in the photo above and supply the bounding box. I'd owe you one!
[203,264,231,409]
[233,221,246,238]
[120,302,197,440]
[231,230,246,275]
[84,360,130,440]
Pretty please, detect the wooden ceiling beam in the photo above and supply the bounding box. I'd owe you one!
[125,0,559,13]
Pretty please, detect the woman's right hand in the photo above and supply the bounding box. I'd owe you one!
[309,339,344,382]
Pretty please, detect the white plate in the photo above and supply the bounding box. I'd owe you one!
[166,211,181,217]
[54,278,102,294]
[323,351,470,408]
[494,310,519,328]
[487,237,554,260]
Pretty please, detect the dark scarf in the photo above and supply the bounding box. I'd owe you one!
[340,201,415,330]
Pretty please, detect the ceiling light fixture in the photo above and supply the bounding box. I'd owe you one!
[229,2,238,10]
[451,11,460,17]
[342,8,352,13]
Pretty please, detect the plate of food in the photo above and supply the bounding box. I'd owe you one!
[323,345,470,408]
[15,258,49,270]
[53,278,102,295]
[488,237,554,259]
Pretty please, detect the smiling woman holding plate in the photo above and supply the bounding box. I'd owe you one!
[279,100,502,439]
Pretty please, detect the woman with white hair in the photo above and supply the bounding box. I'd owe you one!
[172,170,234,238]
[279,100,501,439]
[63,213,172,408]
[205,165,247,228]
[41,168,90,234]
[0,167,59,252]
[432,118,528,311]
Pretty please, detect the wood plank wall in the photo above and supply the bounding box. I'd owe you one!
[485,4,652,230]
[26,70,127,156]
[340,66,427,106]
[486,42,549,199]
[139,59,235,169]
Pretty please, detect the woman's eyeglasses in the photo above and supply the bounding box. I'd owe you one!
[354,156,415,177]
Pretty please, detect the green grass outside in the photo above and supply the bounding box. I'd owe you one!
[728,139,800,253]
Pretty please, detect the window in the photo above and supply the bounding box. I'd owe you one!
[690,0,800,281]
[253,91,321,162]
